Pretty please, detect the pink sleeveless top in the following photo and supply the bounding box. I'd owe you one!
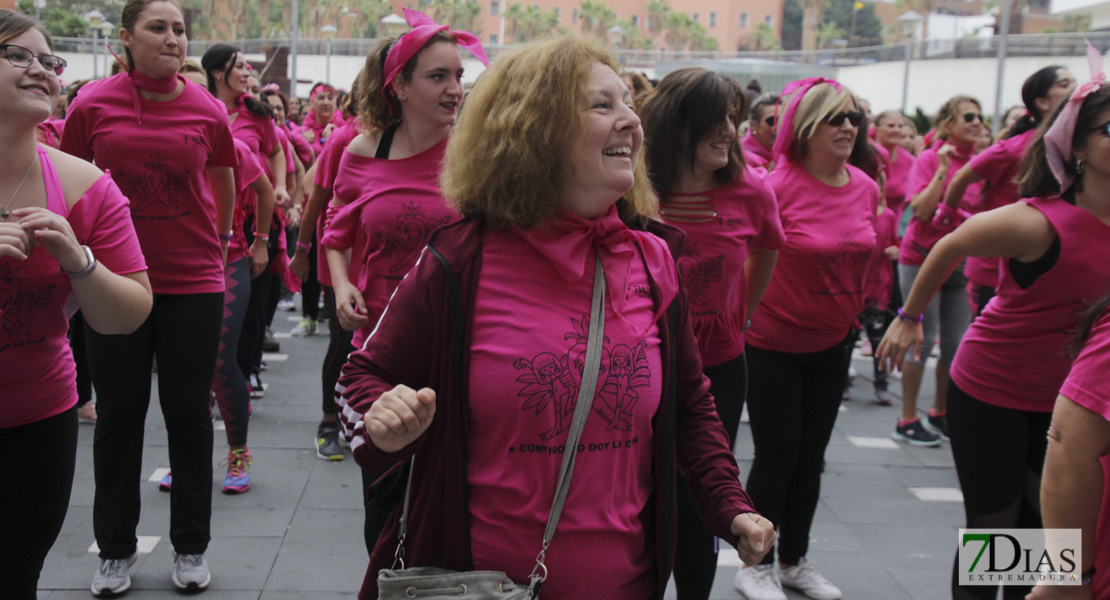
[950,196,1110,412]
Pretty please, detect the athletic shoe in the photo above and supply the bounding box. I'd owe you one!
[291,317,317,337]
[91,553,138,597]
[316,422,344,461]
[277,297,296,312]
[78,402,98,424]
[159,471,172,492]
[874,386,893,406]
[261,328,280,352]
[220,448,253,494]
[172,552,210,591]
[927,409,950,440]
[733,564,786,600]
[892,417,942,447]
[779,558,843,600]
[249,373,265,399]
[259,359,268,371]
[847,365,857,383]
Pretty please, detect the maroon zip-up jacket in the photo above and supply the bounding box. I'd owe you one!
[336,217,758,600]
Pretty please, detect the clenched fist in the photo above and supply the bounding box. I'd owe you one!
[366,385,437,453]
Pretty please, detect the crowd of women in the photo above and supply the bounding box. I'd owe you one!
[0,1,1108,599]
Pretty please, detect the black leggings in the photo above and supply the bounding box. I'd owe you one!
[947,380,1051,600]
[87,293,222,558]
[859,305,894,392]
[213,258,252,447]
[745,335,853,566]
[302,233,320,321]
[0,406,77,599]
[673,353,748,600]
[240,216,280,379]
[322,286,353,416]
[70,312,93,408]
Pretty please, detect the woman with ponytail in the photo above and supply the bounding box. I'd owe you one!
[59,0,237,594]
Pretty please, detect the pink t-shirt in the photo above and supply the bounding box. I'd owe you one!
[899,143,982,267]
[467,207,676,600]
[60,75,238,295]
[36,118,64,149]
[746,161,880,353]
[303,109,346,156]
[321,139,456,349]
[282,122,314,166]
[0,149,147,428]
[661,173,784,366]
[950,197,1110,412]
[227,139,265,265]
[1057,308,1110,600]
[312,118,362,288]
[741,131,773,168]
[883,146,916,221]
[864,207,899,310]
[963,129,1037,288]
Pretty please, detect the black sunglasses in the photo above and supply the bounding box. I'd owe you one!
[0,44,66,76]
[962,112,984,124]
[763,115,776,127]
[825,110,864,127]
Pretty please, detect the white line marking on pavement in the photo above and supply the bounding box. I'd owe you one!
[148,468,170,482]
[273,332,292,339]
[89,536,160,554]
[847,436,900,449]
[909,487,964,502]
[263,353,289,362]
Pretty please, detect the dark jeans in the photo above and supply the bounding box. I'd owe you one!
[673,353,748,600]
[948,380,1051,600]
[214,258,252,447]
[745,335,853,566]
[322,286,353,416]
[0,406,77,599]
[87,293,222,558]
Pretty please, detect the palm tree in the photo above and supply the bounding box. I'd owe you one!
[664,11,693,55]
[578,0,616,40]
[800,0,825,52]
[817,20,845,48]
[748,22,782,50]
[646,0,669,38]
[688,21,718,52]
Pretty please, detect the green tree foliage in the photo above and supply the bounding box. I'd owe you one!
[17,0,125,38]
[578,0,617,41]
[744,22,783,50]
[822,0,882,45]
[781,0,803,50]
[505,2,558,42]
[427,0,483,35]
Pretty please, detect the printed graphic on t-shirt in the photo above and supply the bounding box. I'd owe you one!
[813,237,873,296]
[378,201,452,273]
[0,262,54,338]
[514,315,652,440]
[676,240,723,308]
[116,153,192,218]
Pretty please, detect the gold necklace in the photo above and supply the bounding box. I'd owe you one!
[0,154,38,222]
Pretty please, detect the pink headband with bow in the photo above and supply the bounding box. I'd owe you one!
[261,83,280,94]
[1043,41,1105,193]
[310,84,337,102]
[771,76,843,163]
[380,9,489,109]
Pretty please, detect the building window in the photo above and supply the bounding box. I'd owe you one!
[490,0,499,15]
[572,7,579,23]
[630,14,639,27]
[740,12,749,27]
[489,33,498,44]
[554,6,561,21]
[692,12,699,23]
[709,11,717,26]
[764,14,773,26]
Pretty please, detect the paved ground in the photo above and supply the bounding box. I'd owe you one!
[38,308,961,599]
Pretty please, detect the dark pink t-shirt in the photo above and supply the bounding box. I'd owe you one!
[467,207,676,600]
[227,138,265,265]
[950,197,1110,412]
[899,143,981,267]
[864,207,899,310]
[746,161,880,353]
[312,119,362,288]
[321,139,455,349]
[883,146,916,221]
[963,129,1037,288]
[60,75,237,294]
[0,149,147,428]
[661,173,784,366]
[1058,308,1110,600]
[741,131,773,168]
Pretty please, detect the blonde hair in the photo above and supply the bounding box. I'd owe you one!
[441,36,657,230]
[788,82,856,162]
[935,95,980,141]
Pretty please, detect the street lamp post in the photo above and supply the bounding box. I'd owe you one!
[897,10,924,115]
[993,0,1012,136]
[34,0,45,22]
[321,24,337,83]
[100,21,114,74]
[84,10,105,79]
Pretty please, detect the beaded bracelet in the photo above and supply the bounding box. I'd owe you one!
[897,307,925,324]
[296,241,312,252]
[254,233,270,241]
[217,231,234,241]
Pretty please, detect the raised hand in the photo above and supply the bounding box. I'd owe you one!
[366,385,437,453]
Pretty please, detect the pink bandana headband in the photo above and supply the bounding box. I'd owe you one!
[380,8,489,110]
[310,84,337,103]
[771,76,843,164]
[1043,41,1105,193]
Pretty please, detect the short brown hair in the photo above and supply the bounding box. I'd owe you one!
[0,9,52,51]
[121,0,183,73]
[639,67,746,194]
[441,36,658,230]
[356,31,456,132]
[934,95,980,141]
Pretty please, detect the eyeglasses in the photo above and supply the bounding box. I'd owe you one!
[962,112,984,124]
[0,44,66,76]
[825,110,864,127]
[763,115,776,127]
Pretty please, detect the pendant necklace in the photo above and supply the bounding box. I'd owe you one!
[0,154,38,222]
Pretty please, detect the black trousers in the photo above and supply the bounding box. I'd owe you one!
[302,233,320,321]
[70,312,92,407]
[321,286,353,416]
[744,335,853,566]
[673,353,748,600]
[0,406,77,599]
[948,380,1051,600]
[240,216,281,379]
[87,293,222,558]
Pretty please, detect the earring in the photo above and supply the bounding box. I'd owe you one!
[1076,158,1085,176]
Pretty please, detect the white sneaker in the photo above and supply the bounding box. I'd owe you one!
[733,564,786,600]
[172,552,210,591]
[290,317,317,337]
[779,558,842,600]
[91,553,137,597]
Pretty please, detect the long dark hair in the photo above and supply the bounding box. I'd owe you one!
[201,44,271,119]
[849,112,883,180]
[1007,65,1066,140]
[638,67,746,194]
[1019,84,1110,198]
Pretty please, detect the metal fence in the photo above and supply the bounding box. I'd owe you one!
[52,30,1110,69]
